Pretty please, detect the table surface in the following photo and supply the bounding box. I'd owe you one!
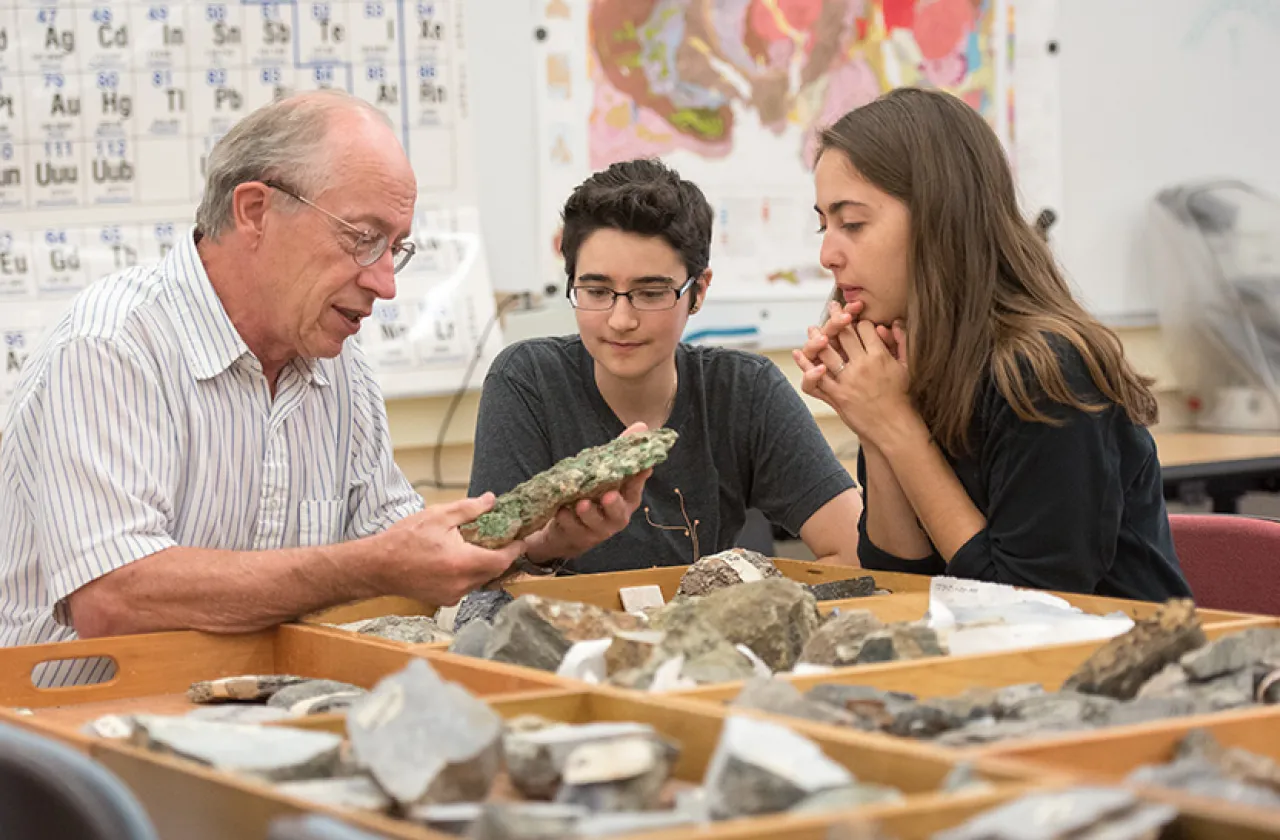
[413,431,1280,505]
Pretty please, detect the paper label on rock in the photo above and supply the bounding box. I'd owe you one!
[928,576,1073,619]
[648,655,698,692]
[789,663,836,677]
[352,683,405,730]
[89,714,134,739]
[724,554,764,583]
[556,639,612,683]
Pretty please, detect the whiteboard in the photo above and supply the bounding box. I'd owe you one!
[0,0,504,418]
[1051,0,1280,324]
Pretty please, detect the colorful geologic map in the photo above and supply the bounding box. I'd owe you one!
[588,0,1002,169]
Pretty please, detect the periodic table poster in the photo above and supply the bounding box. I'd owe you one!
[0,0,503,415]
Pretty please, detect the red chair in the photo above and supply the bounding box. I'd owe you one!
[1168,514,1280,616]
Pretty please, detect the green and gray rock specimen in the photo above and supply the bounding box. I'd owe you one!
[459,429,678,549]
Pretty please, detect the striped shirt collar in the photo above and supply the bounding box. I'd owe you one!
[166,227,330,388]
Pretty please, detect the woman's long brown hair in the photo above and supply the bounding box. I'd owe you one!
[818,88,1157,456]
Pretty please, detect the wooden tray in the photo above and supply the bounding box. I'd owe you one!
[977,707,1280,833]
[670,622,1280,755]
[89,686,1031,840]
[0,624,567,750]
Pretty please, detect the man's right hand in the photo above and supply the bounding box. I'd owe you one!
[370,493,525,606]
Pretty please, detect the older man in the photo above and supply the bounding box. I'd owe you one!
[0,91,642,683]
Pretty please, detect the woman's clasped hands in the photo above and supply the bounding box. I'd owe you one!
[792,299,915,449]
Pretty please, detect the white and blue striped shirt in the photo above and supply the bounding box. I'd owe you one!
[0,228,422,684]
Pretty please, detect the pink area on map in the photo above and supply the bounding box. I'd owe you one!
[921,51,968,87]
[913,0,972,59]
[588,68,730,169]
[803,57,883,165]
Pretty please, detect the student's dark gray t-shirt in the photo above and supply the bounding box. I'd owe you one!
[467,336,855,573]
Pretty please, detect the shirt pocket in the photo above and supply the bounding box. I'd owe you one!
[298,499,347,547]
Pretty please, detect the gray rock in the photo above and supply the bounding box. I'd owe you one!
[184,705,292,725]
[931,786,1178,840]
[275,776,393,813]
[703,715,854,819]
[466,803,589,840]
[886,695,993,739]
[697,578,822,671]
[854,624,946,664]
[1135,662,1190,698]
[731,677,856,727]
[934,718,1087,747]
[610,608,754,689]
[798,610,885,666]
[575,810,702,837]
[1181,633,1255,681]
[408,802,482,836]
[807,577,878,602]
[1186,667,1256,712]
[940,763,996,794]
[789,783,904,814]
[804,684,918,731]
[455,590,514,631]
[1097,695,1198,728]
[603,630,664,677]
[266,679,366,713]
[503,721,662,800]
[676,549,782,598]
[129,715,343,782]
[340,614,454,644]
[555,735,678,812]
[1007,691,1119,727]
[449,619,494,658]
[347,659,502,807]
[186,674,307,704]
[484,596,643,672]
[1128,758,1280,810]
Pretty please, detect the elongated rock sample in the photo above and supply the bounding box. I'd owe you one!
[460,429,678,549]
[129,715,343,782]
[1062,599,1206,700]
[676,549,782,597]
[187,674,308,704]
[348,659,502,807]
[483,595,644,672]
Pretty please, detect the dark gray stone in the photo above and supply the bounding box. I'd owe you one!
[1128,758,1280,810]
[1097,695,1198,728]
[1007,691,1119,727]
[853,624,945,664]
[804,684,917,731]
[1135,663,1191,698]
[731,677,856,727]
[129,715,343,782]
[934,718,1087,747]
[455,590,514,631]
[483,596,642,673]
[348,659,502,807]
[275,776,393,813]
[703,715,855,819]
[806,577,877,602]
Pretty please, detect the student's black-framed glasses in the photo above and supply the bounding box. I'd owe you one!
[567,276,697,311]
[262,179,417,273]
